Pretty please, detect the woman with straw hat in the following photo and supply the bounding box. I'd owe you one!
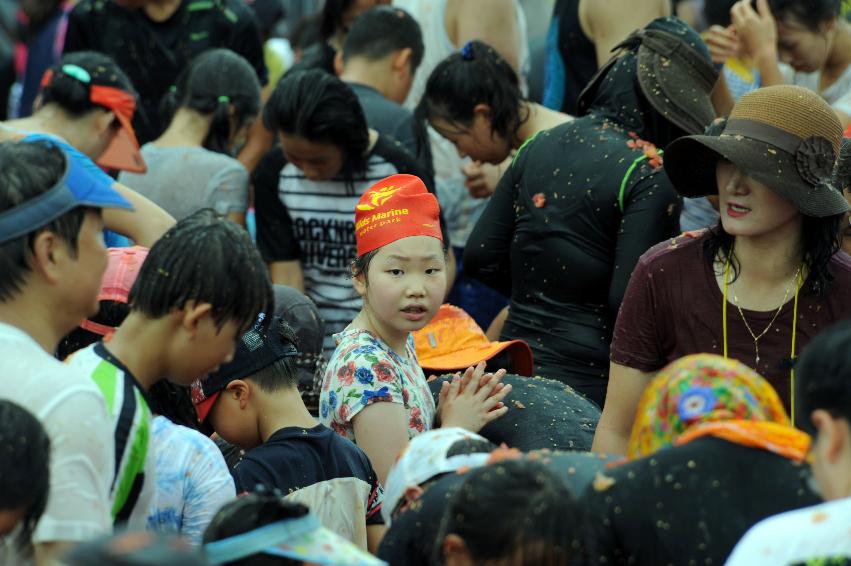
[594,85,851,455]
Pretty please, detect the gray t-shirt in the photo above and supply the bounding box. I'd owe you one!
[118,144,249,220]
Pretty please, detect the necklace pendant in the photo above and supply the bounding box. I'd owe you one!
[755,355,760,365]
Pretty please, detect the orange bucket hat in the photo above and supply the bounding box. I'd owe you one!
[413,304,534,376]
[355,173,443,256]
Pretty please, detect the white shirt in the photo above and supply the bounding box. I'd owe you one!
[726,497,851,565]
[0,322,113,563]
[781,62,851,117]
[146,416,235,545]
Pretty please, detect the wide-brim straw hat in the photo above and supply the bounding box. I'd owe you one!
[665,85,849,217]
[578,16,719,135]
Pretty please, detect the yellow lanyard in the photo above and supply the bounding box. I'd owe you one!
[722,253,801,423]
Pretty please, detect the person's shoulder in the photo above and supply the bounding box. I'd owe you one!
[635,230,706,269]
[728,498,851,565]
[370,134,425,178]
[254,147,286,182]
[830,251,851,279]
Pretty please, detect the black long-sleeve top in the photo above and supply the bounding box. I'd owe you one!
[464,51,685,386]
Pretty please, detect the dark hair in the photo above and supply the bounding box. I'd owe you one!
[247,318,300,391]
[319,0,355,40]
[795,319,851,433]
[128,209,273,333]
[0,400,50,548]
[350,249,379,279]
[40,51,137,117]
[289,13,322,52]
[703,0,739,27]
[446,437,497,458]
[769,0,841,29]
[203,492,308,566]
[160,49,261,155]
[416,40,528,145]
[832,138,851,192]
[264,70,369,185]
[434,459,583,566]
[56,300,130,360]
[342,6,424,71]
[0,141,87,302]
[703,212,843,299]
[148,381,200,430]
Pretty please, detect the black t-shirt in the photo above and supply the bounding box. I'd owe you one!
[232,424,383,526]
[547,0,598,115]
[64,0,267,143]
[428,374,600,451]
[582,437,821,566]
[463,121,680,390]
[347,82,432,175]
[253,134,448,355]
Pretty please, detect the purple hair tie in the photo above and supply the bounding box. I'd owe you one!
[460,41,474,60]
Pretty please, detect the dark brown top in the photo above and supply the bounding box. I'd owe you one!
[611,231,851,409]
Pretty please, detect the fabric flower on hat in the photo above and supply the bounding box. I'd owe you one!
[795,136,835,189]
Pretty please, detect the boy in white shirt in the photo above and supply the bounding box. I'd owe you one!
[0,140,130,564]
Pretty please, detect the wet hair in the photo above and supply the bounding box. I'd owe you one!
[56,300,129,360]
[160,49,261,155]
[350,249,379,279]
[319,0,355,40]
[446,437,497,458]
[704,212,843,299]
[203,492,308,566]
[128,209,273,333]
[0,141,87,302]
[416,40,528,145]
[289,13,322,53]
[832,138,851,192]
[769,0,841,29]
[795,319,851,434]
[246,318,300,392]
[703,0,739,27]
[148,381,199,430]
[434,459,583,566]
[40,51,137,117]
[342,6,424,71]
[0,400,50,548]
[263,70,369,186]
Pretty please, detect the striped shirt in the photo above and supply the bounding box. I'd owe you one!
[255,135,440,356]
[66,342,155,529]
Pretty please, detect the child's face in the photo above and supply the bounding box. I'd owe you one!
[170,316,242,386]
[356,236,447,336]
[208,381,261,450]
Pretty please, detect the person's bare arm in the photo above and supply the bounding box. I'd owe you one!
[731,0,784,87]
[581,0,671,67]
[486,306,509,341]
[107,183,176,247]
[591,362,656,455]
[269,260,304,292]
[352,403,411,485]
[34,541,74,566]
[447,0,522,74]
[237,82,276,175]
[367,525,387,554]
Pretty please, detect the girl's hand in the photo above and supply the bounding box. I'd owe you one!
[438,363,512,432]
[730,0,777,62]
[462,161,501,199]
[703,25,741,65]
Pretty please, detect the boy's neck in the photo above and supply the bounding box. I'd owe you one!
[104,311,170,390]
[340,59,395,102]
[255,387,318,443]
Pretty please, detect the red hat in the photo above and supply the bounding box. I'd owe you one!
[41,66,147,174]
[79,246,149,336]
[355,174,443,256]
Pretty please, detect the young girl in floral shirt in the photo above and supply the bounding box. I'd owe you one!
[320,174,511,482]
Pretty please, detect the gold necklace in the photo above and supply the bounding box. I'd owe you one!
[730,264,802,366]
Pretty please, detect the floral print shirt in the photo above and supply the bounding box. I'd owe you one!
[320,329,436,443]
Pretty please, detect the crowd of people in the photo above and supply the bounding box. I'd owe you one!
[2,0,851,564]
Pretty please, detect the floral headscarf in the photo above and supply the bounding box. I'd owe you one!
[627,354,810,461]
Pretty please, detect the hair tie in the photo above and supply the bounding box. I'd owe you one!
[460,41,474,61]
[169,85,178,93]
[61,64,92,84]
[218,95,231,104]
